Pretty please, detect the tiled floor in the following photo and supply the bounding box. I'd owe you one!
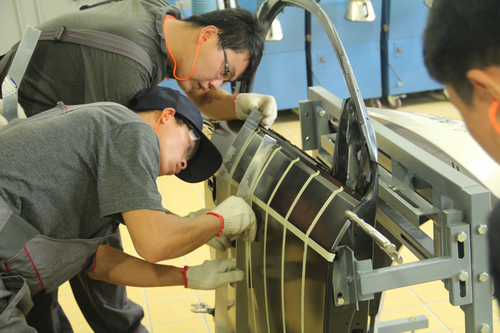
[59,91,498,332]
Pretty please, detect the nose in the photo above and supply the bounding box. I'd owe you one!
[208,79,223,90]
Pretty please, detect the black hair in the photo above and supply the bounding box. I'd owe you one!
[182,8,266,81]
[423,0,500,105]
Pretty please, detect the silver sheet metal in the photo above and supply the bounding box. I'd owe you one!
[210,117,363,333]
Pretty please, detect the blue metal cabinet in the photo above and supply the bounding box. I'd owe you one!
[381,0,444,105]
[253,0,382,110]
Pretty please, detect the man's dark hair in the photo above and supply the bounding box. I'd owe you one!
[423,0,500,105]
[183,8,266,81]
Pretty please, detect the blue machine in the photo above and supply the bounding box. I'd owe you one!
[251,0,383,110]
[380,0,445,108]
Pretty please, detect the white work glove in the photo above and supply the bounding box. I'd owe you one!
[184,258,243,290]
[183,208,210,219]
[206,234,232,251]
[182,209,233,250]
[234,93,277,128]
[209,196,256,242]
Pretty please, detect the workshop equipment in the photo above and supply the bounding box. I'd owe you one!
[380,0,445,108]
[204,0,493,331]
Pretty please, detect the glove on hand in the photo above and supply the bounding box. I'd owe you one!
[234,93,277,129]
[206,234,232,251]
[184,258,243,290]
[210,196,256,242]
[183,208,210,219]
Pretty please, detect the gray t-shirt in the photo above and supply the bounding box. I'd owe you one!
[0,0,181,116]
[0,102,165,239]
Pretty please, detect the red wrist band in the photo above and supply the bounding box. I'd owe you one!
[207,211,224,237]
[233,93,241,116]
[181,265,189,288]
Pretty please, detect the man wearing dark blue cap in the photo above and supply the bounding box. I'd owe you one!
[0,86,256,331]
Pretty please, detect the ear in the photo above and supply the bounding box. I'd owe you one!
[200,26,218,41]
[161,108,176,124]
[467,68,500,102]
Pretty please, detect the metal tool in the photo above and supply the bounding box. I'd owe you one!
[345,210,403,264]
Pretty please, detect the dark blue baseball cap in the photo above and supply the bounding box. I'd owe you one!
[130,86,222,183]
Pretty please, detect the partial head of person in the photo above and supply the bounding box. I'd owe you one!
[423,0,500,162]
[165,8,266,92]
[130,86,222,183]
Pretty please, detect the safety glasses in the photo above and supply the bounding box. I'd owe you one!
[219,34,231,86]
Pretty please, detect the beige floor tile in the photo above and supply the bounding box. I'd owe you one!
[121,231,135,251]
[59,281,72,296]
[163,187,203,202]
[157,256,186,267]
[119,223,129,236]
[493,299,500,317]
[426,301,465,329]
[451,327,466,333]
[124,246,138,257]
[398,245,419,263]
[142,314,152,331]
[204,314,215,333]
[67,314,93,333]
[382,287,422,310]
[158,175,198,191]
[59,293,82,316]
[379,305,446,332]
[184,252,211,266]
[420,220,434,238]
[409,280,449,303]
[145,285,195,302]
[186,244,211,256]
[147,295,199,325]
[127,286,146,305]
[151,316,209,333]
[166,198,206,214]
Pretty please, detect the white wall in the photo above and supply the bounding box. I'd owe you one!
[1,0,94,54]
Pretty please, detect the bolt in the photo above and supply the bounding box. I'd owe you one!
[318,109,326,117]
[479,324,491,333]
[304,112,309,116]
[456,232,467,242]
[477,225,488,235]
[305,136,310,141]
[408,317,416,322]
[458,271,469,282]
[478,272,490,282]
[346,276,352,284]
[337,298,345,306]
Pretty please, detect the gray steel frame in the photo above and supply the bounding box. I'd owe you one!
[301,86,493,333]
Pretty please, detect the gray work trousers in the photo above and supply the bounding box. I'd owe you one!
[26,230,148,333]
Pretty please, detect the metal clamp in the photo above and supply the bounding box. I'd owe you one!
[345,210,403,264]
[191,302,215,316]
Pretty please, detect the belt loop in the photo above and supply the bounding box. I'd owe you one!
[53,26,67,42]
